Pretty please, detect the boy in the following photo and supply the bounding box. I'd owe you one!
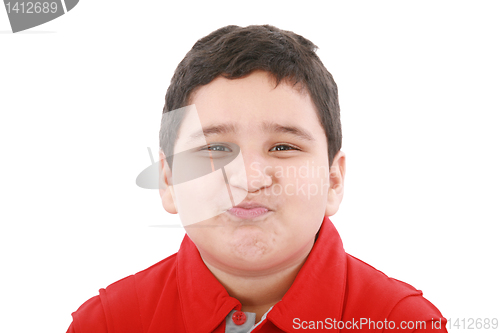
[67,25,446,332]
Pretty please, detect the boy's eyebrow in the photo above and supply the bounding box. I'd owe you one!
[186,121,315,143]
[261,121,315,142]
[188,123,238,143]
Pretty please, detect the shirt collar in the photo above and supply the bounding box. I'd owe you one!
[176,216,347,333]
[176,232,240,333]
[266,216,347,332]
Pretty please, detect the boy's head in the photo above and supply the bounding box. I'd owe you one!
[160,25,341,169]
[158,25,345,273]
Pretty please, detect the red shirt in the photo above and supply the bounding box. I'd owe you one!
[67,216,447,332]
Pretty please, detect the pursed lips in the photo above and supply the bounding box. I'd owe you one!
[226,201,272,219]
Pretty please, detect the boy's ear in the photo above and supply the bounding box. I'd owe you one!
[325,150,346,216]
[159,150,178,214]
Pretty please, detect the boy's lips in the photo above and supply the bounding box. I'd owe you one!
[226,201,271,219]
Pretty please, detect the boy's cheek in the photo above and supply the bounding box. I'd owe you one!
[173,173,231,226]
[279,174,331,203]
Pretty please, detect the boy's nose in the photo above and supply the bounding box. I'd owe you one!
[228,151,273,193]
[247,161,273,193]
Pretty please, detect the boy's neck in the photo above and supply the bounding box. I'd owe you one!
[201,238,315,322]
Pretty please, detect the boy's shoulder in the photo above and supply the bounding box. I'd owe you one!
[343,253,445,324]
[68,252,182,333]
[99,250,179,299]
[345,252,422,300]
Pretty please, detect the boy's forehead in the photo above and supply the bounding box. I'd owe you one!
[175,73,323,150]
[189,71,310,105]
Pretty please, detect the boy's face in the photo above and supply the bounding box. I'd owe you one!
[160,70,345,273]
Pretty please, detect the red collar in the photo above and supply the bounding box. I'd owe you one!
[176,216,347,332]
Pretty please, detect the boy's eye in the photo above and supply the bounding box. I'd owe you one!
[198,143,298,153]
[270,144,299,152]
[201,144,232,152]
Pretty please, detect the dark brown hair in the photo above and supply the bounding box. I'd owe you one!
[160,24,341,168]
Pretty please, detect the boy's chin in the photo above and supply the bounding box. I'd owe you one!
[228,234,272,260]
[197,230,284,271]
[222,233,295,269]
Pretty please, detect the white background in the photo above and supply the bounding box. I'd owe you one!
[1,1,499,332]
